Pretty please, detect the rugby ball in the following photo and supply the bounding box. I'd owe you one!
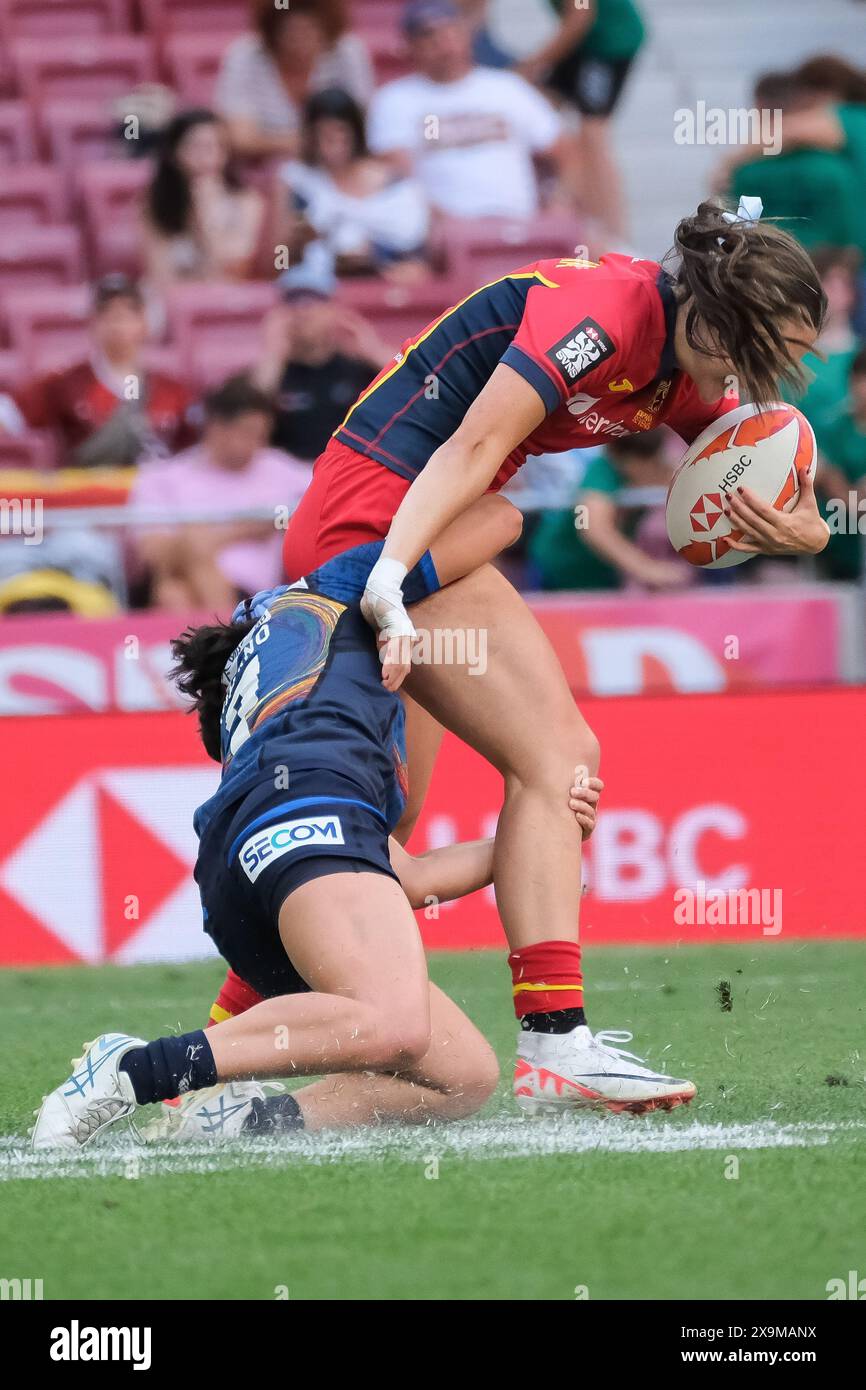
[666,403,817,568]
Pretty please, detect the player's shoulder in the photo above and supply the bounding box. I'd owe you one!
[526,253,666,335]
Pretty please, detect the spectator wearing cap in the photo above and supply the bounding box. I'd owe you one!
[142,109,266,289]
[278,88,431,285]
[130,376,310,610]
[1,277,196,468]
[216,0,374,161]
[252,266,390,462]
[367,0,570,220]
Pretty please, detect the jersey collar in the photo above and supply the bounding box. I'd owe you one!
[655,269,679,380]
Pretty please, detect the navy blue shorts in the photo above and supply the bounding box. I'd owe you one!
[195,771,398,999]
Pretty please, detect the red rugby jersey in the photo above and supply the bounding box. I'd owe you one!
[335,254,737,488]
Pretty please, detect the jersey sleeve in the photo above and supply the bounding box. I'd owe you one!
[500,272,639,415]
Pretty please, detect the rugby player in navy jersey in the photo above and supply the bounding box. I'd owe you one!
[31,497,616,1148]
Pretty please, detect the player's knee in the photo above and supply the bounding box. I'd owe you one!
[375,1018,432,1070]
[440,1044,500,1120]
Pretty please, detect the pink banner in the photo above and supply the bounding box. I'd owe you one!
[0,587,853,716]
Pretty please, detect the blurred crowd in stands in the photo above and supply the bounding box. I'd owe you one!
[0,0,863,616]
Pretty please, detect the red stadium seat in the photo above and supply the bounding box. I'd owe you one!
[368,33,412,86]
[165,281,278,359]
[335,277,454,354]
[78,160,150,276]
[438,212,587,291]
[352,1,404,36]
[0,227,85,291]
[11,36,156,109]
[0,0,132,39]
[43,99,119,168]
[2,285,91,371]
[0,101,37,161]
[0,164,70,229]
[161,32,235,106]
[139,0,247,36]
[0,349,24,392]
[0,429,57,470]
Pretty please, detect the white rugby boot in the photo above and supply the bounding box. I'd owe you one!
[31,1033,145,1149]
[133,1081,270,1144]
[514,1026,696,1116]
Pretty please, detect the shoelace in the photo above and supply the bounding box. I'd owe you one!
[592,1029,655,1070]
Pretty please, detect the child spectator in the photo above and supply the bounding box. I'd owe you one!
[528,432,692,591]
[279,88,430,283]
[143,110,266,288]
[216,0,374,160]
[130,376,310,610]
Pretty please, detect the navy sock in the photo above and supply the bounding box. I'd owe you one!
[242,1093,304,1134]
[521,1007,586,1034]
[119,1030,217,1105]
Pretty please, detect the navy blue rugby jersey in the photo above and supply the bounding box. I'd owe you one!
[193,542,439,842]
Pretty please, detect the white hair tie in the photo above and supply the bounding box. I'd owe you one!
[719,195,763,244]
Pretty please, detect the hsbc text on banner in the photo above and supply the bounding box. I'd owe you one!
[0,687,864,966]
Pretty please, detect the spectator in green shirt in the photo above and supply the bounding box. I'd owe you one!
[528,431,693,592]
[726,73,866,256]
[519,0,646,239]
[789,246,862,439]
[815,346,866,580]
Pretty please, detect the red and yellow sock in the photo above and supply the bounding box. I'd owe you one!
[207,967,264,1027]
[508,940,584,1029]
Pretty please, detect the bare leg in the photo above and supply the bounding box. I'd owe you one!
[206,871,431,1080]
[294,982,499,1130]
[405,564,599,949]
[392,694,444,845]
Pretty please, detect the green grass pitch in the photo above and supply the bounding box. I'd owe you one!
[1,941,864,1301]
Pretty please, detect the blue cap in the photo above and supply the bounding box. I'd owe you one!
[402,0,461,38]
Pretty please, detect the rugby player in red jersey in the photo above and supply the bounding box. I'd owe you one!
[209,199,830,1116]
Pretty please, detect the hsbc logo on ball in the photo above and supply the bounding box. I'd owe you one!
[690,492,726,538]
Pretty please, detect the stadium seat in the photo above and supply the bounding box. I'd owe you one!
[3,285,91,371]
[164,281,278,360]
[11,36,156,108]
[0,0,133,39]
[0,164,70,230]
[438,212,588,292]
[352,1,404,36]
[138,0,247,36]
[335,278,454,354]
[190,338,259,390]
[367,34,412,86]
[44,99,119,168]
[0,227,85,291]
[161,32,235,106]
[0,349,23,393]
[0,429,57,471]
[0,101,37,162]
[78,160,151,276]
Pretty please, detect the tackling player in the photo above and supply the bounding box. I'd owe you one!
[207,198,829,1116]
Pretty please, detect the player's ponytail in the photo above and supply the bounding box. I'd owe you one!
[170,619,256,763]
[668,199,826,404]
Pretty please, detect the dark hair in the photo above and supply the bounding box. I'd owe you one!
[203,374,275,423]
[92,272,144,312]
[254,0,345,50]
[147,109,239,238]
[607,431,665,460]
[795,55,866,105]
[809,243,862,281]
[667,199,827,404]
[752,70,806,112]
[303,87,368,164]
[851,345,866,379]
[171,616,257,761]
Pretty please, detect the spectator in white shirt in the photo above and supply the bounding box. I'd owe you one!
[367,0,568,220]
[280,88,431,284]
[215,0,374,161]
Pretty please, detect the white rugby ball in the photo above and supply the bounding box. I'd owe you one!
[666,402,817,568]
